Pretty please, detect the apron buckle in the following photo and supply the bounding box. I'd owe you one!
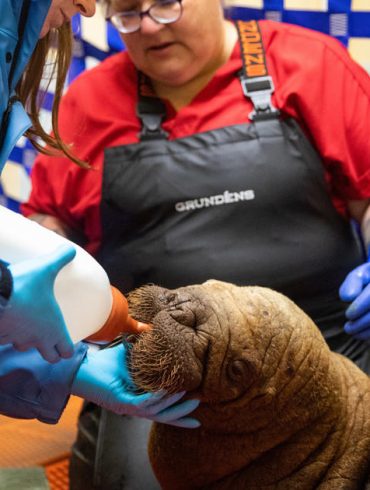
[138,113,169,141]
[241,76,280,121]
[137,99,169,141]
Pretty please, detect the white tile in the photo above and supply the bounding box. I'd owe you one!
[284,0,328,11]
[352,0,370,11]
[80,3,109,51]
[349,38,370,72]
[0,162,31,203]
[224,0,263,8]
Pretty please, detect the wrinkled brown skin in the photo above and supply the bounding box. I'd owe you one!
[128,280,370,490]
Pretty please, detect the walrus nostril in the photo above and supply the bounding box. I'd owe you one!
[159,292,177,304]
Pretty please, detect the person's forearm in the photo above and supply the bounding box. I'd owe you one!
[28,213,86,247]
[0,343,88,424]
[361,205,370,251]
[347,200,370,251]
[29,213,69,236]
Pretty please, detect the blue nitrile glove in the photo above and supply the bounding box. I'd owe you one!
[71,343,201,428]
[339,258,370,340]
[0,244,76,363]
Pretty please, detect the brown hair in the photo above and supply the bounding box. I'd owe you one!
[16,23,89,167]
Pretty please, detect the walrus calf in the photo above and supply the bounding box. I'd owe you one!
[127,280,370,490]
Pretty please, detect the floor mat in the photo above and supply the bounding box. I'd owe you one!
[44,457,70,490]
[0,396,82,467]
[0,396,82,490]
[0,467,49,490]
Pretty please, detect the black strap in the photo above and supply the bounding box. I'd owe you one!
[0,261,13,301]
[0,96,20,149]
[136,72,168,141]
[135,20,279,138]
[8,0,31,91]
[236,20,280,121]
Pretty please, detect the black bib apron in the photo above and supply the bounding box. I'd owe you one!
[70,21,369,490]
[99,115,366,359]
[98,20,367,363]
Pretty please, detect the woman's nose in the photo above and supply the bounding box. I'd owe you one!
[74,0,96,17]
[140,14,165,34]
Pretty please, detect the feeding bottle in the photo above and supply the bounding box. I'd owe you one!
[0,205,144,343]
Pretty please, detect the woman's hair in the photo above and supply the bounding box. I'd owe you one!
[16,23,89,167]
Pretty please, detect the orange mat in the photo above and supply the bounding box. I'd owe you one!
[44,457,70,490]
[0,396,83,489]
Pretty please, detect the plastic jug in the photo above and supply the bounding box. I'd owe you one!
[0,205,140,343]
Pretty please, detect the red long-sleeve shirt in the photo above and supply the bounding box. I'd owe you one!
[22,20,370,255]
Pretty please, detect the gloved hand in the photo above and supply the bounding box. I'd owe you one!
[0,244,76,363]
[339,260,370,340]
[71,343,201,428]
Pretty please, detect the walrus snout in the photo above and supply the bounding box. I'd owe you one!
[127,285,170,323]
[128,285,197,327]
[127,285,209,394]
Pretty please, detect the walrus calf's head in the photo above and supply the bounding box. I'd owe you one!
[127,280,370,490]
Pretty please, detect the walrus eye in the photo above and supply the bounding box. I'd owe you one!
[227,359,251,383]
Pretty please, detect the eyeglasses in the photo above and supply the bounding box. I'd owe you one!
[108,0,183,34]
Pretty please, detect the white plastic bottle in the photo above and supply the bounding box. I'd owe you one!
[0,205,140,343]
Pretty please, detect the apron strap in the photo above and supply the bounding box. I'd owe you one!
[236,20,280,121]
[135,19,279,138]
[137,72,168,141]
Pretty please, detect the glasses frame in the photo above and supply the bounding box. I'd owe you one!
[108,0,183,34]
